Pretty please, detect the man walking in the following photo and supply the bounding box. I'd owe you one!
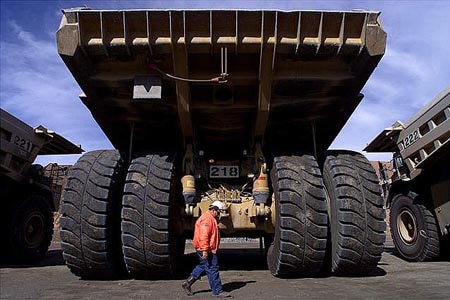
[182,201,231,298]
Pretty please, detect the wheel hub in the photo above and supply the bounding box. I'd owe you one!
[397,209,417,244]
[24,213,45,248]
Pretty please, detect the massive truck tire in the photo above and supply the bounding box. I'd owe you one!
[267,155,328,277]
[7,195,54,262]
[121,153,181,279]
[322,151,386,275]
[60,150,126,279]
[389,193,440,261]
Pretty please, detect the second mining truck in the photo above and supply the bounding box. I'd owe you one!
[0,108,82,262]
[365,87,450,262]
[56,9,387,279]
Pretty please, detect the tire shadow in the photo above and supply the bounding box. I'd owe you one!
[384,246,397,254]
[179,247,268,274]
[362,267,387,277]
[0,249,65,269]
[219,248,268,271]
[180,246,388,278]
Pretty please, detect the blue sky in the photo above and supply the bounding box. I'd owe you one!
[1,0,449,166]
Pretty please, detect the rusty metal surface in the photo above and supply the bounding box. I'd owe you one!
[57,9,386,156]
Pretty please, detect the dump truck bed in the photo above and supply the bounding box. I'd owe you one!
[0,109,83,183]
[57,9,386,156]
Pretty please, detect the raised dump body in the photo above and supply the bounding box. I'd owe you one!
[0,108,82,262]
[57,9,387,280]
[365,87,450,261]
[57,9,385,156]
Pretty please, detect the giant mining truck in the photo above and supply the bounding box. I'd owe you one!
[0,109,82,262]
[56,9,387,279]
[365,87,450,262]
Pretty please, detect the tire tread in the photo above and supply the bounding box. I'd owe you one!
[59,150,125,279]
[267,155,328,277]
[323,151,386,275]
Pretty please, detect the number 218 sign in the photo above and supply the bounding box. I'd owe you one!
[209,165,239,178]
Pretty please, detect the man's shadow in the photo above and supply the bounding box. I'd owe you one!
[193,280,256,295]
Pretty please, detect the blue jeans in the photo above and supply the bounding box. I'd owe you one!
[191,251,223,295]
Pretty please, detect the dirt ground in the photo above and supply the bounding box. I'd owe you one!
[1,234,449,300]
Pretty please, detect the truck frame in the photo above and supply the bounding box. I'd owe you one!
[0,109,82,262]
[365,86,450,261]
[56,8,387,279]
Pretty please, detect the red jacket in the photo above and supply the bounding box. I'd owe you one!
[193,210,220,254]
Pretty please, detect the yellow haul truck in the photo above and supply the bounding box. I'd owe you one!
[365,87,450,261]
[0,109,82,262]
[56,9,387,279]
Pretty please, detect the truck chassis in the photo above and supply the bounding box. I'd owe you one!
[56,9,387,278]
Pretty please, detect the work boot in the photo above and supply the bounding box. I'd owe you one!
[214,291,232,298]
[181,275,197,296]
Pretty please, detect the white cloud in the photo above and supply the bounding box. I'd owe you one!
[1,1,449,167]
[383,48,430,83]
[331,1,449,161]
[1,19,112,166]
